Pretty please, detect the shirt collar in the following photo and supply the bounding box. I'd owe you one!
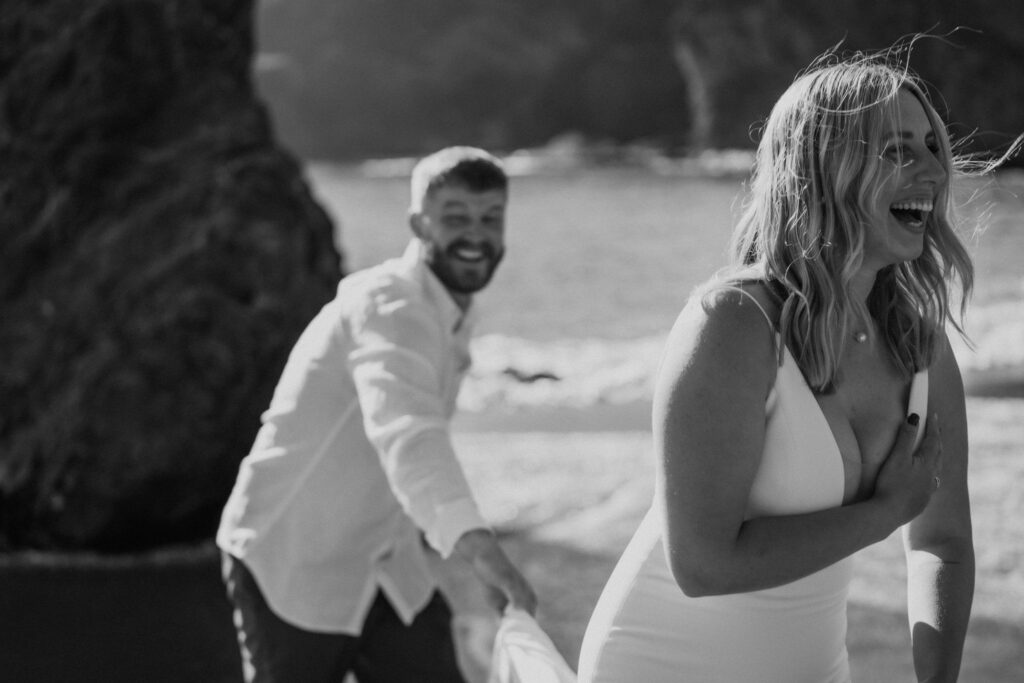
[402,239,478,334]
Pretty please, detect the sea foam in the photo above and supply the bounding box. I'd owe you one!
[461,300,1024,413]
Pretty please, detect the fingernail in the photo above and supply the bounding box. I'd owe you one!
[907,413,920,426]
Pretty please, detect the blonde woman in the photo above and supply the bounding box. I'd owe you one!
[579,53,986,682]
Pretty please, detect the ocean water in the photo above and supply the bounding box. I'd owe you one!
[307,162,1024,413]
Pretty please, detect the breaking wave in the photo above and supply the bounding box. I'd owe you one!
[461,299,1024,413]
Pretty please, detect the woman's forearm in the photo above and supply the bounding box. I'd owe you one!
[671,497,900,596]
[906,547,975,682]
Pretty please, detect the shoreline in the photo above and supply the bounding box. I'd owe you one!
[455,374,1024,434]
[454,401,653,433]
[962,366,1024,400]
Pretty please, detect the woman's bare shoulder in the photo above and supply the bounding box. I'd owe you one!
[684,277,782,336]
[660,279,781,393]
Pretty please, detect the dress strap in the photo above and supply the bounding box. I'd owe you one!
[907,369,929,450]
[699,282,781,364]
[715,285,776,334]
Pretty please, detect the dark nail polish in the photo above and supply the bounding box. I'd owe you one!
[907,413,920,426]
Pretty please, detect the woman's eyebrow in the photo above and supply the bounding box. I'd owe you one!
[884,129,937,143]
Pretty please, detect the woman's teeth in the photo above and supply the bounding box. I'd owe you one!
[890,199,933,226]
[891,199,933,212]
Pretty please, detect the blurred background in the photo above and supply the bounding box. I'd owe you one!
[250,0,1024,405]
[254,0,1024,162]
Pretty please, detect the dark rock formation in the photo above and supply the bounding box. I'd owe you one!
[0,0,342,551]
[670,0,1024,153]
[254,0,1024,160]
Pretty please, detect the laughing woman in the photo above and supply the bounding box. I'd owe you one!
[578,53,991,683]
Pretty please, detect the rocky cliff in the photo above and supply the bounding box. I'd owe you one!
[0,0,341,551]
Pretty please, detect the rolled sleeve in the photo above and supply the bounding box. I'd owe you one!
[346,290,487,557]
[431,497,490,557]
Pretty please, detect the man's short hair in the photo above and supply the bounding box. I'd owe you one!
[409,146,507,212]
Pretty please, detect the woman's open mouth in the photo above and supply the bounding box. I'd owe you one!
[890,199,933,228]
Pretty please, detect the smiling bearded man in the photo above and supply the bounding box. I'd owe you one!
[217,147,535,683]
[410,167,507,304]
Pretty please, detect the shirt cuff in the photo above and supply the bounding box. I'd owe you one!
[428,498,489,558]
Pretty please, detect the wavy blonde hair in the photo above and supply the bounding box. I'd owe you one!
[727,52,974,392]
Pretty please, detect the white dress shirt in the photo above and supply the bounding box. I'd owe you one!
[217,239,489,633]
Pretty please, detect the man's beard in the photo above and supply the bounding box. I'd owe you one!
[424,239,505,295]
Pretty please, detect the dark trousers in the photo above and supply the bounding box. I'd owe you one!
[222,553,466,683]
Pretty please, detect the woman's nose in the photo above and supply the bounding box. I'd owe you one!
[916,150,947,185]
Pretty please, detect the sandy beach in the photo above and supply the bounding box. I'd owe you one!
[435,395,1024,683]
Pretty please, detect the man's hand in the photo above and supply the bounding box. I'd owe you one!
[454,528,537,615]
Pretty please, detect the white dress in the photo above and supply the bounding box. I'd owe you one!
[578,328,928,683]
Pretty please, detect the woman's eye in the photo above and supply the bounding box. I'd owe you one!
[884,145,912,165]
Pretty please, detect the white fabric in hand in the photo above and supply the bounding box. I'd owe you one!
[488,608,577,683]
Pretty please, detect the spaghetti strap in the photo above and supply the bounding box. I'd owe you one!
[712,284,777,334]
[907,369,929,450]
[907,370,929,417]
